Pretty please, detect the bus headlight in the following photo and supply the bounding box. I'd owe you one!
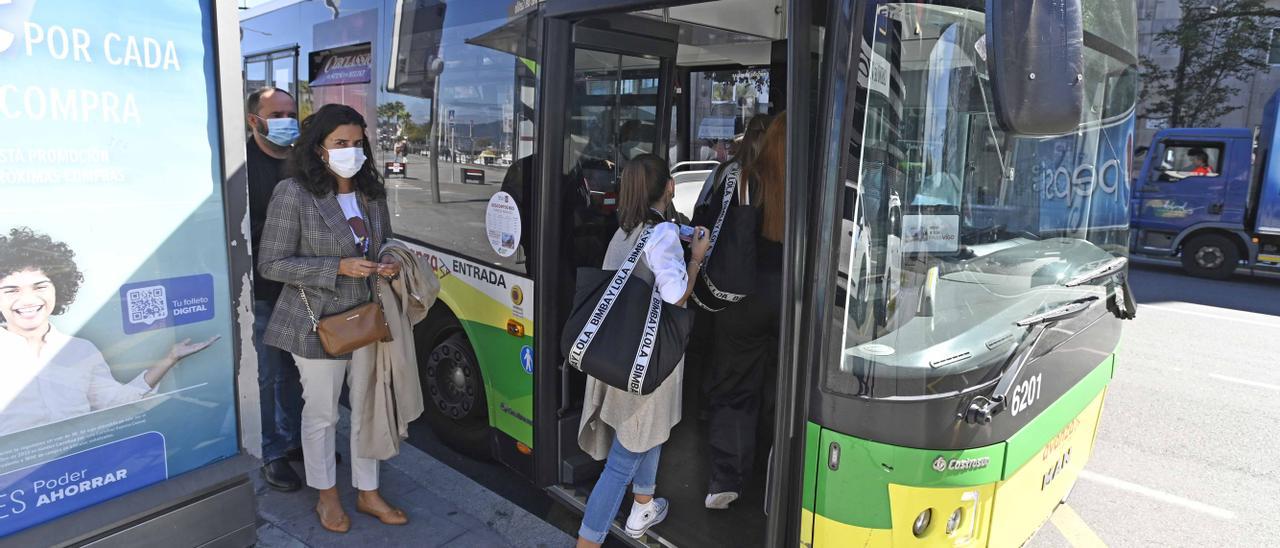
[946,507,963,534]
[912,508,932,537]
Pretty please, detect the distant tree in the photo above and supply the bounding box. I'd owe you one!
[377,101,412,133]
[403,120,430,144]
[1141,0,1280,127]
[297,82,314,121]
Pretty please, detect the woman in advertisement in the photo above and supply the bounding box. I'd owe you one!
[0,227,218,437]
[257,104,405,534]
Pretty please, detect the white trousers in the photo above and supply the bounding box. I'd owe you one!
[293,346,379,491]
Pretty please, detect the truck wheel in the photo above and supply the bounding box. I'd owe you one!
[1181,234,1239,280]
[420,329,492,460]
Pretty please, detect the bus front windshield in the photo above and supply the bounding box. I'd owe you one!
[831,1,1138,399]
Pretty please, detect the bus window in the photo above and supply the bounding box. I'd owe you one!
[245,57,269,92]
[832,2,1137,399]
[244,47,297,95]
[563,49,664,268]
[689,68,772,162]
[271,49,298,94]
[381,0,541,274]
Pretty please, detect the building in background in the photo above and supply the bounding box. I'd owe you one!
[1137,0,1280,145]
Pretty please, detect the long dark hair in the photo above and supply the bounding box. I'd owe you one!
[618,154,670,233]
[288,104,386,199]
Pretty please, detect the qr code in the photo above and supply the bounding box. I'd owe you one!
[126,285,168,326]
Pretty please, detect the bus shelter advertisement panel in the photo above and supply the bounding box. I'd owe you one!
[0,0,237,536]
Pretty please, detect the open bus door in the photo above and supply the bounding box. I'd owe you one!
[533,7,685,544]
[531,1,841,546]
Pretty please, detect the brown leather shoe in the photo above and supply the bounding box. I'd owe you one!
[356,498,408,526]
[316,500,351,533]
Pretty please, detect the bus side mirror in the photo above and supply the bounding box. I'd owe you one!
[985,0,1084,136]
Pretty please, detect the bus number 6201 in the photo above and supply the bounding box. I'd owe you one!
[1010,373,1043,417]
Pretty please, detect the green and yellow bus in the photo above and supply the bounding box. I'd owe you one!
[240,0,1138,545]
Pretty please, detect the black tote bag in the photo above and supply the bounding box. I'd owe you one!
[560,226,694,395]
[691,162,759,312]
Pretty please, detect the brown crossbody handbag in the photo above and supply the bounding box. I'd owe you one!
[297,195,392,356]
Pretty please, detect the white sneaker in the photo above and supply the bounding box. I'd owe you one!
[704,491,739,510]
[624,497,669,538]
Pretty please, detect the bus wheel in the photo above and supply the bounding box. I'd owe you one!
[1181,234,1238,280]
[422,330,491,460]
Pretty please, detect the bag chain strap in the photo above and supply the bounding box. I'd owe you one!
[297,192,383,332]
[297,277,383,333]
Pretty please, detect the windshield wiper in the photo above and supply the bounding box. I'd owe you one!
[1062,256,1128,287]
[1014,296,1100,326]
[963,297,1100,425]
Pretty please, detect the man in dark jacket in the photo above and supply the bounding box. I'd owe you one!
[246,87,305,491]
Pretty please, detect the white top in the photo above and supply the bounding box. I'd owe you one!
[0,325,153,436]
[336,192,365,248]
[642,222,689,305]
[336,192,362,220]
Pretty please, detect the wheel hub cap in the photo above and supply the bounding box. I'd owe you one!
[428,342,476,416]
[1196,246,1224,269]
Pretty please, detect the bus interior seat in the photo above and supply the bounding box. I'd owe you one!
[672,161,720,218]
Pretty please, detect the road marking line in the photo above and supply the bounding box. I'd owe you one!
[1079,470,1237,520]
[1208,373,1280,391]
[1138,303,1280,329]
[1050,504,1107,548]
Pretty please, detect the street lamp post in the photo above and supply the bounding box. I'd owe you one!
[428,56,444,204]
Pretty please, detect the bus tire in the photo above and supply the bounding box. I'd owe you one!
[1181,234,1239,280]
[420,329,492,460]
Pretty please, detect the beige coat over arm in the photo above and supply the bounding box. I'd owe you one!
[357,240,440,460]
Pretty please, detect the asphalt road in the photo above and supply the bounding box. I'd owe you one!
[402,255,1280,547]
[1028,264,1280,547]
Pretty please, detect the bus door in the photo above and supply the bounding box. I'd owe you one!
[530,4,685,541]
[533,10,679,480]
[531,3,806,547]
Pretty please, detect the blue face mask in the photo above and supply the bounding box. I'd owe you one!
[256,116,299,147]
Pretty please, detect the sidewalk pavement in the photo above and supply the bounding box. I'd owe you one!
[252,408,572,548]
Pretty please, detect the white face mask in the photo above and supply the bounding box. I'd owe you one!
[325,146,366,178]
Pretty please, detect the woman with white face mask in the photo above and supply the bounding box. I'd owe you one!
[257,103,406,533]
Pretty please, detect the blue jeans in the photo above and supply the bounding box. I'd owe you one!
[578,437,662,543]
[255,299,303,462]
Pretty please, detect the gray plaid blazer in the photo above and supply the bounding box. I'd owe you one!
[258,178,391,360]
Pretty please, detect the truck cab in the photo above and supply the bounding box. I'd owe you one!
[1130,127,1256,278]
[1130,88,1280,279]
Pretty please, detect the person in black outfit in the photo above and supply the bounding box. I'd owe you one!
[246,87,306,491]
[689,114,773,419]
[704,113,786,509]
